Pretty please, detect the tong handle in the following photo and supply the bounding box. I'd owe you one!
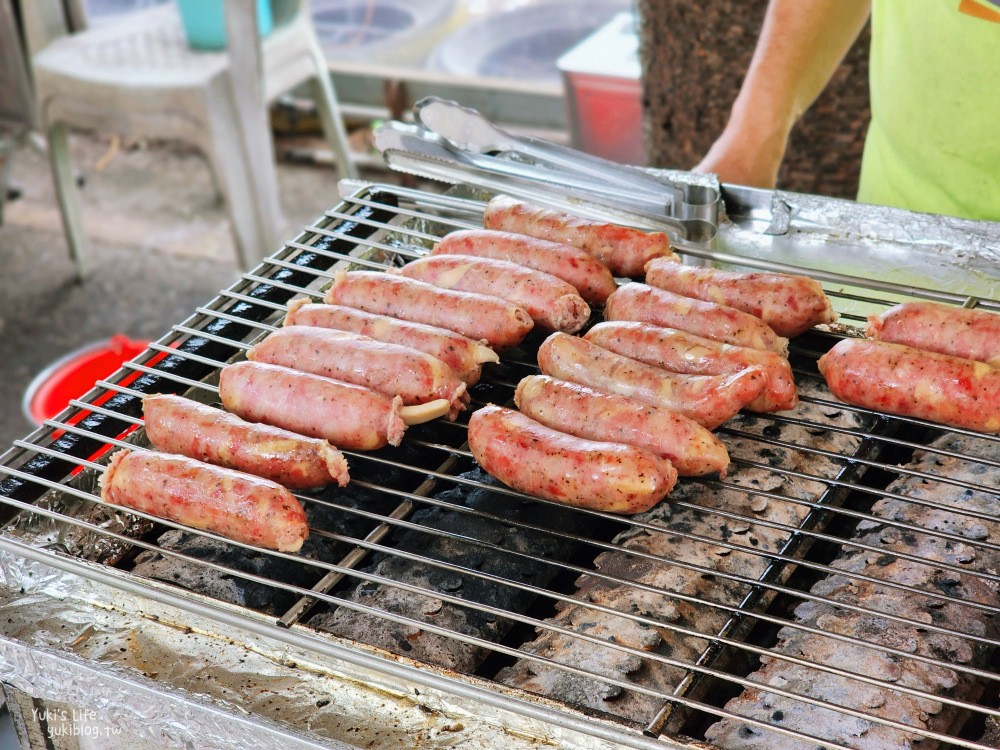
[380,146,689,239]
[515,134,685,207]
[414,97,685,210]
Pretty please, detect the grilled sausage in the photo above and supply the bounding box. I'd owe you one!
[583,321,798,412]
[468,405,677,514]
[866,301,1000,366]
[431,228,618,305]
[397,255,591,334]
[284,299,498,384]
[142,394,349,489]
[537,332,767,430]
[645,257,837,337]
[247,325,468,420]
[219,361,407,450]
[101,449,309,552]
[604,283,789,355]
[514,375,730,476]
[483,194,678,278]
[818,338,1000,433]
[324,270,533,350]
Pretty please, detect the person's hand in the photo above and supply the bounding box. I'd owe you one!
[692,124,788,189]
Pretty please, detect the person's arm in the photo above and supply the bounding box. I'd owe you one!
[693,0,871,188]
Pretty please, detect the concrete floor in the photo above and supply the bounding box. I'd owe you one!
[0,130,385,452]
[0,710,13,750]
[0,706,13,749]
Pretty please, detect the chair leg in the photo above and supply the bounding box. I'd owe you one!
[46,122,91,282]
[204,114,282,271]
[203,156,227,205]
[307,45,357,180]
[0,136,12,225]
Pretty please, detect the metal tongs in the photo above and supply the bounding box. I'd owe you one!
[373,97,720,243]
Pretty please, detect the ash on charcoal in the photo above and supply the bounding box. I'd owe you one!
[129,483,403,614]
[308,469,588,673]
[705,432,1000,749]
[497,387,873,726]
[348,437,449,484]
[132,530,305,612]
[129,433,469,616]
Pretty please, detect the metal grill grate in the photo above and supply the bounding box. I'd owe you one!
[1,183,999,750]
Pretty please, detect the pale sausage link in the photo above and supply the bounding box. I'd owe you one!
[514,375,730,477]
[866,301,1000,366]
[247,325,468,420]
[605,282,789,355]
[219,361,406,450]
[483,195,678,279]
[324,270,533,350]
[819,338,1000,433]
[468,405,677,515]
[101,449,309,552]
[143,394,349,489]
[645,257,837,337]
[284,300,497,384]
[537,332,768,430]
[431,228,617,305]
[397,255,591,334]
[584,320,798,412]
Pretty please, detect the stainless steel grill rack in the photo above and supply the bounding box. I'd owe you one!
[1,182,998,750]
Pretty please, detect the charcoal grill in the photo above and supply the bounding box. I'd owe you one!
[0,179,998,750]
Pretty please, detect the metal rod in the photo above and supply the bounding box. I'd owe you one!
[4,182,999,750]
[41,381,1000,640]
[0,488,991,750]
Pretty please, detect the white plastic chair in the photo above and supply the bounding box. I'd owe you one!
[0,0,37,224]
[24,0,357,280]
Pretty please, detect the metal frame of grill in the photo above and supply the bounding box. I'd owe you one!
[1,182,999,750]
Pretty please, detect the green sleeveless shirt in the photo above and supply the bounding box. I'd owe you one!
[858,0,1000,221]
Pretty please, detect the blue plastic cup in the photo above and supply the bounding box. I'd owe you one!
[176,0,273,50]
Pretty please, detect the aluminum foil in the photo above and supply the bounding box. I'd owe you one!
[0,546,664,750]
[719,187,1000,301]
[5,421,155,567]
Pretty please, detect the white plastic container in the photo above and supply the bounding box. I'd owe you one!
[312,0,462,66]
[427,0,632,85]
[82,0,168,26]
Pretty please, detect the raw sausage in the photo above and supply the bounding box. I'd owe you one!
[483,194,678,278]
[818,338,1000,433]
[583,321,798,412]
[645,257,837,337]
[143,394,349,489]
[537,332,767,429]
[866,301,1000,366]
[101,449,309,552]
[468,405,677,514]
[284,300,497,384]
[604,283,789,355]
[324,270,533,350]
[247,325,468,419]
[219,361,407,450]
[514,375,730,476]
[397,255,590,333]
[431,228,617,305]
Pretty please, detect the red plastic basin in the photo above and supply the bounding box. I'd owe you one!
[22,334,150,425]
